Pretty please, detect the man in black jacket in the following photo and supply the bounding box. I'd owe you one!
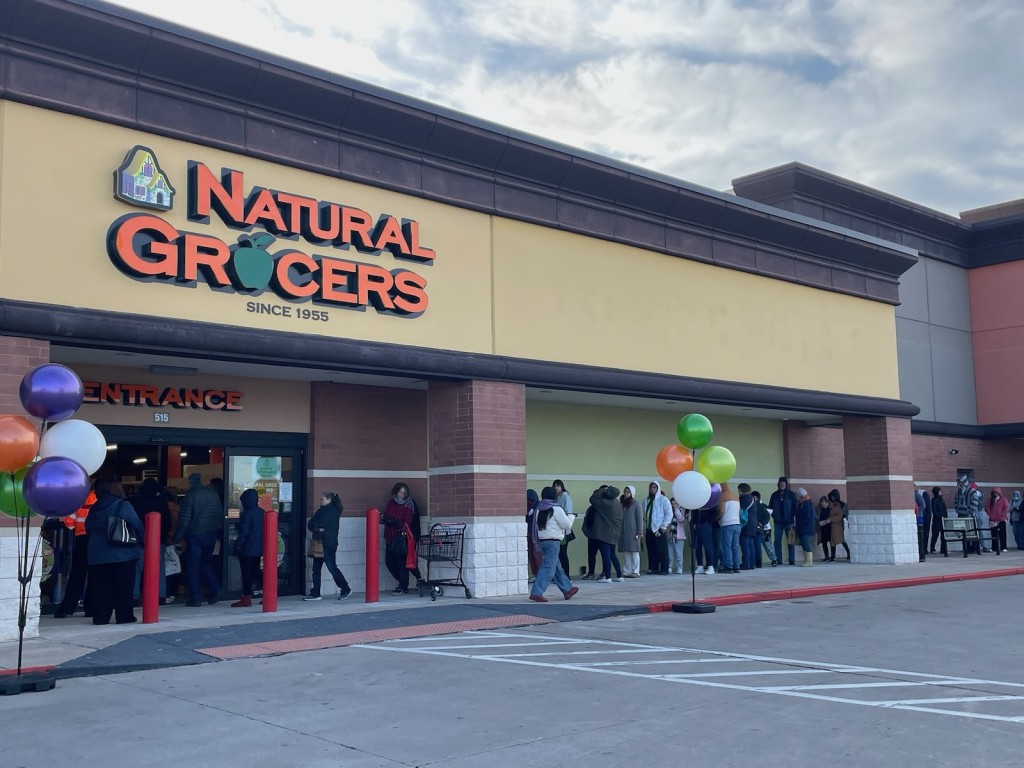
[175,473,224,606]
[768,476,797,566]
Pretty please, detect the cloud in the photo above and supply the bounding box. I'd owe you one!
[104,0,1024,216]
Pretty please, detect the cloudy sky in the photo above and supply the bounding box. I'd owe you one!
[104,0,1022,217]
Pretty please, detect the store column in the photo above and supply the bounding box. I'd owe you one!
[0,337,50,641]
[428,380,527,598]
[841,415,918,564]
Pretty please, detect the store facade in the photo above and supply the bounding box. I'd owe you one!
[0,1,959,636]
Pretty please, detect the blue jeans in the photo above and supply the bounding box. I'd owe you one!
[741,534,757,569]
[695,523,715,569]
[762,533,776,563]
[775,525,795,564]
[1013,519,1024,549]
[186,529,221,603]
[721,525,741,570]
[667,538,684,572]
[133,543,167,600]
[532,540,574,596]
[596,540,622,579]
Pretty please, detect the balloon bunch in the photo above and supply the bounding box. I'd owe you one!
[655,413,737,511]
[1,364,106,680]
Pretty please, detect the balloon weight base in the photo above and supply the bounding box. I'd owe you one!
[671,602,716,614]
[0,672,57,695]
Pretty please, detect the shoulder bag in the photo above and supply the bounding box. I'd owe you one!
[308,537,324,559]
[107,501,139,547]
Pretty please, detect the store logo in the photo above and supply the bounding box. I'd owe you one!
[113,146,175,211]
[106,149,434,317]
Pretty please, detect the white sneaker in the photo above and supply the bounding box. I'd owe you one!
[612,577,624,582]
[705,566,715,575]
[597,577,612,583]
[696,566,705,574]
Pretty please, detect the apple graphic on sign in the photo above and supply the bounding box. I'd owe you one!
[232,233,276,290]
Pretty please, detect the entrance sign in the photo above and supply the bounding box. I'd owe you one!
[83,380,244,412]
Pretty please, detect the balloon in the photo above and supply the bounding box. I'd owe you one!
[655,444,693,482]
[19,364,83,422]
[23,457,90,518]
[0,414,40,473]
[696,445,737,484]
[700,483,722,510]
[38,419,107,475]
[677,413,713,450]
[671,470,712,510]
[0,466,31,519]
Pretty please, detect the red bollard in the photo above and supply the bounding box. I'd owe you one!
[262,508,278,613]
[142,511,160,624]
[365,507,379,603]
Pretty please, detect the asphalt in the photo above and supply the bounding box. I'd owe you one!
[2,549,1022,683]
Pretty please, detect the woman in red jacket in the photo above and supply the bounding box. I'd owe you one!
[382,483,421,595]
[986,487,1010,554]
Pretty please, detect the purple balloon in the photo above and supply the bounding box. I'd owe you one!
[20,364,84,422]
[700,483,722,510]
[23,457,90,517]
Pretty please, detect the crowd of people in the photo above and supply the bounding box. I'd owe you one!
[915,477,1024,559]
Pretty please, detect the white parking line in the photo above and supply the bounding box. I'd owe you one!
[355,631,1024,724]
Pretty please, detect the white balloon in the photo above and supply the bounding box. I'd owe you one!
[672,470,712,510]
[38,419,106,475]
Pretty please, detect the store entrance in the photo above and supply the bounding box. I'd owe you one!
[96,427,306,600]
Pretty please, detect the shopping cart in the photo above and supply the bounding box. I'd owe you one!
[415,522,472,600]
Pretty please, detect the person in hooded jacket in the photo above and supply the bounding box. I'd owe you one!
[826,489,849,560]
[529,487,579,602]
[929,486,948,555]
[1010,490,1024,551]
[795,488,816,567]
[768,477,797,566]
[818,495,833,561]
[589,485,624,582]
[915,488,929,562]
[985,487,1009,554]
[175,472,224,606]
[526,489,543,577]
[84,479,144,625]
[617,485,643,578]
[668,498,687,574]
[643,481,673,575]
[381,482,421,595]
[306,491,352,600]
[231,489,265,607]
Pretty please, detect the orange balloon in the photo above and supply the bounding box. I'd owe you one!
[0,414,39,473]
[655,444,693,482]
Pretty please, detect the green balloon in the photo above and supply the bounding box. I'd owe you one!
[696,445,736,484]
[0,467,32,519]
[677,413,713,450]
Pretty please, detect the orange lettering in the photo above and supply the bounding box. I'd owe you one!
[273,250,320,298]
[108,213,179,277]
[318,258,359,305]
[225,391,244,411]
[181,233,231,285]
[341,207,375,250]
[357,264,395,310]
[188,162,244,225]
[404,220,436,262]
[373,215,410,255]
[393,270,429,314]
[244,188,287,232]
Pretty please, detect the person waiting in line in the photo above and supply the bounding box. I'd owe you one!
[985,487,1009,554]
[54,490,96,619]
[693,502,716,575]
[795,488,816,567]
[382,482,421,595]
[589,484,624,582]
[769,477,797,566]
[668,498,687,574]
[306,491,352,600]
[132,478,171,605]
[929,486,948,556]
[915,488,929,562]
[919,486,932,557]
[84,479,144,625]
[529,487,579,602]
[232,489,265,607]
[827,489,849,561]
[643,481,672,575]
[737,484,757,570]
[818,495,833,561]
[718,483,741,573]
[580,503,600,579]
[752,491,776,567]
[163,489,184,600]
[553,479,574,577]
[1010,490,1023,551]
[618,485,643,578]
[175,472,224,606]
[526,489,543,578]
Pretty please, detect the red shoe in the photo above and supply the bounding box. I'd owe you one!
[563,586,579,601]
[529,594,548,603]
[230,595,252,608]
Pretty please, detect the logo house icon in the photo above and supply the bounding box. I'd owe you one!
[113,145,175,211]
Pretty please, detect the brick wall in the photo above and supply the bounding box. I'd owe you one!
[842,416,914,510]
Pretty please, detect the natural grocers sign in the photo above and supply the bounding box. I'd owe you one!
[107,146,435,319]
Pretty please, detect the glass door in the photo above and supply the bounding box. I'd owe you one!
[224,449,303,597]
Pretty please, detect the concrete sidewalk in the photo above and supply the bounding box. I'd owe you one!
[3,550,1022,681]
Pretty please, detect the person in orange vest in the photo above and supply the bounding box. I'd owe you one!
[55,489,97,619]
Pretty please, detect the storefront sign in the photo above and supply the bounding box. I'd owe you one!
[107,146,434,317]
[83,380,244,411]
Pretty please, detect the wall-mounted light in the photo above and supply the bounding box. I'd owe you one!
[179,451,188,458]
[132,457,147,465]
[948,449,960,455]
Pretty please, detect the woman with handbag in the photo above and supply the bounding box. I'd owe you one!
[305,491,352,601]
[382,482,420,595]
[83,479,144,625]
[231,489,264,607]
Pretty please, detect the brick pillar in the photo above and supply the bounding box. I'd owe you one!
[0,336,49,640]
[428,380,526,597]
[841,415,917,564]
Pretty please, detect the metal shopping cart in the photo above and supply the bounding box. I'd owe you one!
[415,522,472,600]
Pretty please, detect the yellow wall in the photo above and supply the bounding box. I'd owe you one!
[0,101,900,399]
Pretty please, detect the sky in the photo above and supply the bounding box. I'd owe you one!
[102,0,1023,218]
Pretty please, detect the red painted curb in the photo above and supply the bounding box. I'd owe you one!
[0,665,55,677]
[646,567,1024,612]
